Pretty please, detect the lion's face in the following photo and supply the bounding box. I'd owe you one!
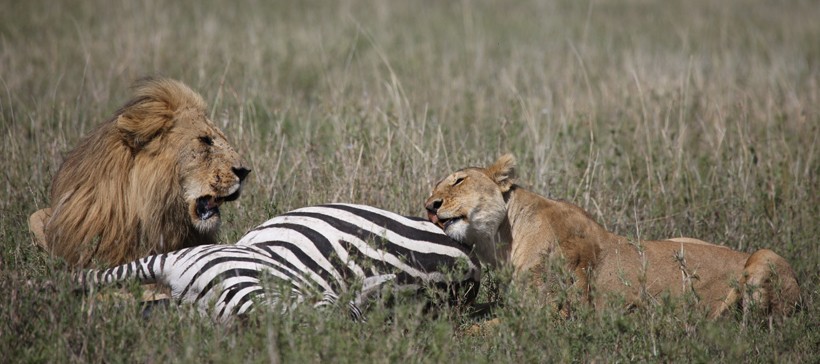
[425,155,517,259]
[41,78,251,267]
[141,107,250,235]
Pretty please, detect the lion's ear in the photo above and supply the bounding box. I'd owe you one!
[116,101,173,151]
[116,79,198,151]
[487,153,517,192]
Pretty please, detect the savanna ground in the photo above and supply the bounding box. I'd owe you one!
[1,0,818,362]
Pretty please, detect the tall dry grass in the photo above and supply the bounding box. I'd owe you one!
[1,0,817,362]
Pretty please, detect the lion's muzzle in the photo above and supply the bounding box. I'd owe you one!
[195,167,250,220]
[232,167,251,183]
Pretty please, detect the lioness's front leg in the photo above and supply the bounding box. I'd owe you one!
[737,249,800,319]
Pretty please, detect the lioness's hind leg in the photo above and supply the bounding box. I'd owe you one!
[740,249,800,317]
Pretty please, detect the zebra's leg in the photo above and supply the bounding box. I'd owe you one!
[140,298,171,320]
[141,283,172,301]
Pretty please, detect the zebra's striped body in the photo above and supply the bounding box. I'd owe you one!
[77,204,481,322]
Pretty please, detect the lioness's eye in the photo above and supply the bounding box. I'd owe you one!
[199,136,214,146]
[453,177,465,186]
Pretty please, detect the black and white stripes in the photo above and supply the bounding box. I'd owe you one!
[77,204,481,322]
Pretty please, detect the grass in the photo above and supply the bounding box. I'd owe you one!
[1,0,818,362]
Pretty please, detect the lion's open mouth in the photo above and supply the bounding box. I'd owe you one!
[195,186,243,221]
[196,195,224,220]
[196,196,220,220]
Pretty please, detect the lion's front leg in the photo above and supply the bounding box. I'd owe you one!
[28,208,52,251]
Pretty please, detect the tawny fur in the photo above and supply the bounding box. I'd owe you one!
[29,78,249,267]
[426,154,800,318]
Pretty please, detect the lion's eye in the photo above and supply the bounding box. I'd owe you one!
[453,177,465,186]
[199,136,214,146]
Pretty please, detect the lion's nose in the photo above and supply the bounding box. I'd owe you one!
[425,198,442,213]
[233,167,251,182]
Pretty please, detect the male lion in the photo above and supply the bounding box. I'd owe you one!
[29,78,250,267]
[425,154,800,319]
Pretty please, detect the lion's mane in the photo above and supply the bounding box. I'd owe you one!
[39,78,243,267]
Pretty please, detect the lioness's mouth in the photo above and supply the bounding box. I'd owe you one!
[427,211,463,230]
[440,217,462,229]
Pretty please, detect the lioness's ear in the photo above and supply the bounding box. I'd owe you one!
[487,153,516,192]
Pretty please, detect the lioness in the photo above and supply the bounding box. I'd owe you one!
[425,154,800,318]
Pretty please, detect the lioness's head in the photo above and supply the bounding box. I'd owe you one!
[121,78,251,235]
[41,78,251,266]
[425,154,516,263]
